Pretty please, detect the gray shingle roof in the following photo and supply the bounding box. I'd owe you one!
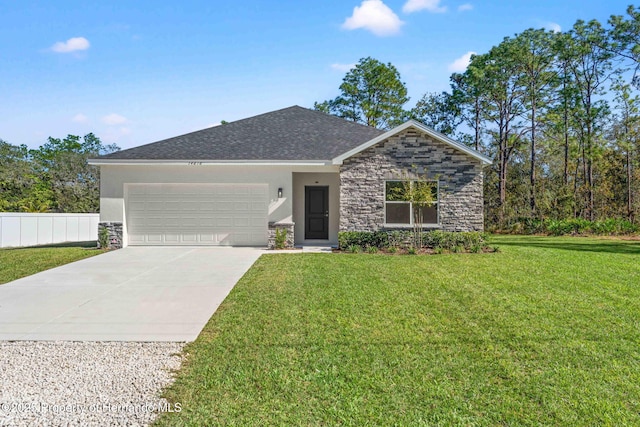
[97,106,384,161]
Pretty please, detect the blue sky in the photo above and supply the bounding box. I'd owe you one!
[0,0,632,149]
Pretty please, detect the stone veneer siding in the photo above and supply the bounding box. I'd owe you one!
[340,129,484,232]
[267,222,295,249]
[98,222,123,249]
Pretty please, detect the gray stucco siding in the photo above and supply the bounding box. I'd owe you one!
[339,129,484,232]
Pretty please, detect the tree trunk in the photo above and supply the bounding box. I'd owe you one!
[573,160,580,218]
[474,98,481,151]
[627,148,633,221]
[499,113,508,225]
[581,142,587,218]
[530,98,537,215]
[563,76,569,186]
[586,106,594,221]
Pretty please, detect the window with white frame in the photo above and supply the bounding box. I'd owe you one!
[384,180,438,225]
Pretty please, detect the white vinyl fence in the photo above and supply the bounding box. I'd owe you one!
[0,213,99,248]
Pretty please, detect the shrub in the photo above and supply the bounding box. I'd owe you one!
[338,231,389,250]
[504,217,639,236]
[347,245,361,253]
[367,246,379,254]
[407,247,418,255]
[338,230,487,253]
[422,230,486,251]
[387,230,412,249]
[98,226,109,249]
[388,246,398,254]
[274,228,287,249]
[338,230,488,253]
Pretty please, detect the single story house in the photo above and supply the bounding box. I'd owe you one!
[89,106,491,249]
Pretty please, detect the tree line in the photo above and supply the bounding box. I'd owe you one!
[0,134,118,213]
[316,6,640,228]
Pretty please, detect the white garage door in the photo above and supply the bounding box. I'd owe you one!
[126,183,268,246]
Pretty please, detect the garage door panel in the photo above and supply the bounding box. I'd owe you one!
[216,217,233,227]
[181,217,200,227]
[182,234,198,243]
[147,234,164,243]
[126,183,268,246]
[233,187,250,195]
[142,218,164,227]
[250,217,266,227]
[234,217,250,227]
[128,234,146,244]
[217,202,234,211]
[199,233,216,242]
[234,202,250,211]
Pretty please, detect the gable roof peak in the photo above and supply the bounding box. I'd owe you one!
[332,119,492,165]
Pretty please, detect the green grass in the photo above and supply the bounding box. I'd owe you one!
[0,241,103,284]
[156,235,640,426]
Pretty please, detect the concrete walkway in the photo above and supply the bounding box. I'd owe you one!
[0,247,264,341]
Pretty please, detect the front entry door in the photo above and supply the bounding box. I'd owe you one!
[305,186,329,239]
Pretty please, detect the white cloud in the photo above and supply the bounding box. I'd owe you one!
[544,22,562,33]
[402,0,447,14]
[101,127,131,144]
[331,63,356,72]
[101,113,128,125]
[342,0,404,37]
[51,37,90,53]
[72,113,88,123]
[458,3,473,12]
[448,51,476,72]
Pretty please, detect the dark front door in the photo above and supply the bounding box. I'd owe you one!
[305,186,329,239]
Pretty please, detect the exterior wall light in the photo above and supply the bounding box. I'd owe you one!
[278,188,283,198]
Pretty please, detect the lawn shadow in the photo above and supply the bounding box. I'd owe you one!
[493,236,640,255]
[11,241,98,250]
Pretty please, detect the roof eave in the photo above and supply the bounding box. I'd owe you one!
[87,159,334,166]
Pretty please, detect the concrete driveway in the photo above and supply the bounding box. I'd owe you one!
[0,247,264,341]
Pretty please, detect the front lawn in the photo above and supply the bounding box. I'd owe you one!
[0,241,103,284]
[156,235,640,426]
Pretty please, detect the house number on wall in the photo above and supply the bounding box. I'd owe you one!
[187,162,203,165]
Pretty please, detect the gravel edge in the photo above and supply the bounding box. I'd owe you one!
[0,342,185,427]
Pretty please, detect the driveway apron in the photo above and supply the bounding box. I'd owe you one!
[0,247,263,341]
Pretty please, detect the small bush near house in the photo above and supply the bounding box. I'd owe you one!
[347,245,362,253]
[98,226,109,249]
[338,230,490,254]
[387,230,412,249]
[422,230,487,250]
[274,228,288,250]
[338,231,389,250]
